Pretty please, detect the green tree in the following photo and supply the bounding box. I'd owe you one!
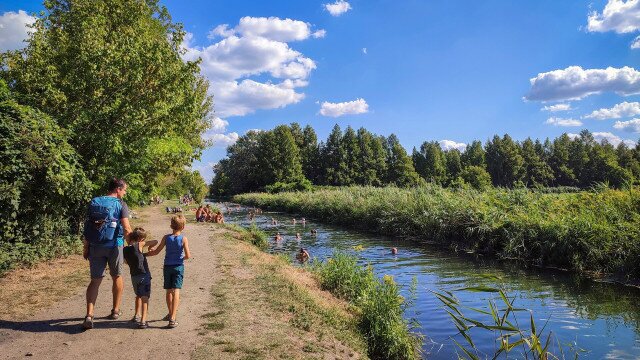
[549,134,576,186]
[521,138,554,187]
[356,128,383,185]
[460,165,492,190]
[341,126,360,185]
[461,140,485,167]
[2,0,211,196]
[617,142,640,181]
[386,134,421,186]
[258,125,305,185]
[485,134,525,187]
[300,125,320,183]
[445,149,463,185]
[416,141,447,184]
[322,124,345,185]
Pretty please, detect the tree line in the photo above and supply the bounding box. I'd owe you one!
[0,0,210,274]
[210,123,640,195]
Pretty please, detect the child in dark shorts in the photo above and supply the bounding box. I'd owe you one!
[123,228,158,329]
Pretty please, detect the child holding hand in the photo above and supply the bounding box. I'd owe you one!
[122,228,158,329]
[147,215,191,328]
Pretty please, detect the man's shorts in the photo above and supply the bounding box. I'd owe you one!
[163,265,184,289]
[131,273,151,298]
[89,246,124,278]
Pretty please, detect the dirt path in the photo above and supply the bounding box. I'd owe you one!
[0,205,218,360]
[0,205,366,360]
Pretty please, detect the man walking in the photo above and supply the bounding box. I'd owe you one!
[82,178,132,329]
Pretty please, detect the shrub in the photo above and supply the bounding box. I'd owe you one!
[0,98,91,275]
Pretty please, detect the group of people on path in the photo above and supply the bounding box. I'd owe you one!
[82,178,191,330]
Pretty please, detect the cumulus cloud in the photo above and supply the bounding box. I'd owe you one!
[209,116,229,132]
[614,118,640,132]
[182,16,322,118]
[313,29,327,38]
[541,103,572,112]
[525,66,640,102]
[324,0,352,16]
[587,0,640,33]
[319,98,369,117]
[191,161,217,183]
[632,35,640,48]
[592,131,636,146]
[203,132,240,146]
[0,10,36,52]
[439,140,467,152]
[584,101,640,119]
[545,117,583,127]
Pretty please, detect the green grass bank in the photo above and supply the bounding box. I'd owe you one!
[234,185,640,280]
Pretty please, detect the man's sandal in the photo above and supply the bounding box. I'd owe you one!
[168,320,178,328]
[82,315,94,330]
[130,315,141,323]
[138,321,148,329]
[108,309,122,320]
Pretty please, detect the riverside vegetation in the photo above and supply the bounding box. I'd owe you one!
[235,185,640,279]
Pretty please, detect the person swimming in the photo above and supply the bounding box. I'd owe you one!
[274,232,282,241]
[391,247,398,255]
[296,248,310,263]
[296,233,301,240]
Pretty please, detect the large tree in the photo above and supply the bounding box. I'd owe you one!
[2,0,211,195]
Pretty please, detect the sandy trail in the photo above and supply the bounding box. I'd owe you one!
[0,206,217,360]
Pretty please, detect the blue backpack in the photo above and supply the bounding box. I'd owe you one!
[84,196,121,246]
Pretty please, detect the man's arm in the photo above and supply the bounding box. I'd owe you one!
[182,237,191,260]
[121,217,133,244]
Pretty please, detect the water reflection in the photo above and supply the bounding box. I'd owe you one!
[216,202,640,359]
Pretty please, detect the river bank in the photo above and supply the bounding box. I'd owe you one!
[0,204,366,359]
[233,185,640,280]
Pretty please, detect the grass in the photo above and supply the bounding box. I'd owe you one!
[312,251,422,360]
[234,185,640,279]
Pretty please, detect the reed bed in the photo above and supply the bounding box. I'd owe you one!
[235,185,640,279]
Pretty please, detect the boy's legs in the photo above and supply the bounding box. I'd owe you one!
[135,296,142,317]
[141,296,149,323]
[166,289,173,315]
[170,289,180,320]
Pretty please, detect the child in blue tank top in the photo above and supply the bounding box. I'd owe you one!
[147,214,191,328]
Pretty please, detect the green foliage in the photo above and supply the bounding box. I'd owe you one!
[433,286,579,359]
[157,169,208,202]
[0,98,91,274]
[235,185,640,278]
[460,166,492,190]
[2,0,211,196]
[265,178,313,194]
[314,252,422,360]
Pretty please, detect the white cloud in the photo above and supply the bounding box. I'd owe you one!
[182,16,322,119]
[214,80,305,117]
[313,29,327,38]
[632,35,640,48]
[614,118,640,132]
[584,101,640,119]
[525,66,640,102]
[245,128,263,134]
[541,103,572,112]
[209,116,229,132]
[592,131,636,146]
[324,0,352,16]
[545,117,583,127]
[587,0,640,33]
[0,10,36,52]
[191,161,217,183]
[362,47,367,54]
[439,140,467,152]
[203,131,239,147]
[567,133,580,140]
[319,98,369,117]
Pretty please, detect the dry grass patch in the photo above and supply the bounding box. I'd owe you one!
[0,255,87,319]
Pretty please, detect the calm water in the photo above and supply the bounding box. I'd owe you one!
[216,202,640,359]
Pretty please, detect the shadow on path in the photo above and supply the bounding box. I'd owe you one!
[0,317,139,336]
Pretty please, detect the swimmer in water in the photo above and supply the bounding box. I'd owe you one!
[274,232,282,241]
[310,229,317,236]
[391,247,398,255]
[296,233,301,240]
[296,248,310,263]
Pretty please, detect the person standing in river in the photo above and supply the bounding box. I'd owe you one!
[82,178,133,329]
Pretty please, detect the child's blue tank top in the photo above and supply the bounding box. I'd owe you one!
[164,234,184,266]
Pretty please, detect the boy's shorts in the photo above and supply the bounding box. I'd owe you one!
[131,273,151,298]
[163,265,184,289]
[89,246,123,278]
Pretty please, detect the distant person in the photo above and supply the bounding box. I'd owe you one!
[391,247,398,255]
[195,206,205,222]
[123,228,158,328]
[82,178,132,330]
[271,217,276,225]
[296,233,301,240]
[274,232,282,241]
[147,215,192,328]
[301,217,306,226]
[214,211,225,224]
[292,218,296,225]
[296,248,310,263]
[310,229,317,236]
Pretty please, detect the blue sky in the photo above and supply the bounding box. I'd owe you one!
[2,0,640,181]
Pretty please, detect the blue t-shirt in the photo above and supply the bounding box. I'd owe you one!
[164,234,184,266]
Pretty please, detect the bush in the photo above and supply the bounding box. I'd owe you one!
[265,178,313,194]
[314,251,421,360]
[0,98,91,275]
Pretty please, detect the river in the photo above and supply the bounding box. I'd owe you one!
[217,202,640,359]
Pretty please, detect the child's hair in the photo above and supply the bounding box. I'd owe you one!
[130,227,147,242]
[170,215,186,231]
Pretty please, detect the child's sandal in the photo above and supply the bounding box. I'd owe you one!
[138,321,148,329]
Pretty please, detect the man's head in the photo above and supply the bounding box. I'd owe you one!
[107,178,128,199]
